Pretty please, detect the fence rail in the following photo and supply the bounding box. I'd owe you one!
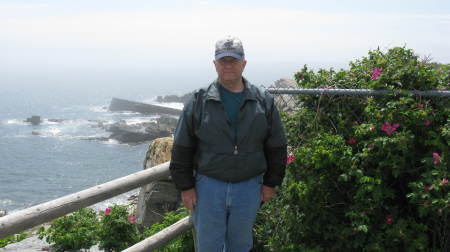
[0,162,171,239]
[267,88,450,97]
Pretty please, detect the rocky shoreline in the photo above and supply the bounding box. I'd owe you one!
[24,97,182,145]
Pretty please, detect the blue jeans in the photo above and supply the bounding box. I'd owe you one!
[192,173,262,252]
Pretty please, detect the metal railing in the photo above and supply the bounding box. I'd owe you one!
[267,88,450,97]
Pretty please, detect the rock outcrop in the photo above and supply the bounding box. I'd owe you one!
[105,116,177,144]
[155,93,193,104]
[109,98,181,116]
[25,116,41,125]
[136,137,180,227]
[0,209,6,217]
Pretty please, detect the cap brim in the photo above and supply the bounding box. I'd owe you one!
[215,52,243,60]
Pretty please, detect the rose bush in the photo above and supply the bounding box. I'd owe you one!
[254,47,449,251]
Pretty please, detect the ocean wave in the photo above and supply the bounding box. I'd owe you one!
[89,105,109,113]
[124,116,159,125]
[90,189,139,212]
[2,119,28,126]
[150,101,184,110]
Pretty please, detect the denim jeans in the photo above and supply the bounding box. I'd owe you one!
[192,173,262,252]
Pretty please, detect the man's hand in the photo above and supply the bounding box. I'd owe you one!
[181,188,197,210]
[261,185,276,202]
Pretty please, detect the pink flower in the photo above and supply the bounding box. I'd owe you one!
[104,208,111,215]
[385,215,394,225]
[424,185,432,191]
[128,216,137,223]
[442,178,449,185]
[348,137,357,144]
[287,153,295,165]
[433,153,441,164]
[380,122,399,135]
[423,120,432,126]
[371,67,383,80]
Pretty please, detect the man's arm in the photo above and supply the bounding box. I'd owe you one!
[170,95,198,199]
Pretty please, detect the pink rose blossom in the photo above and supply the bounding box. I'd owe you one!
[442,178,449,185]
[424,185,432,191]
[380,122,399,135]
[287,153,295,165]
[128,216,137,223]
[433,153,441,164]
[371,67,383,80]
[104,208,111,215]
[423,120,432,126]
[385,215,394,225]
[348,137,357,144]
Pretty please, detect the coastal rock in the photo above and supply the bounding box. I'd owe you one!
[106,116,177,144]
[156,93,193,104]
[137,137,180,227]
[47,118,64,123]
[24,116,41,125]
[109,98,181,116]
[0,209,6,217]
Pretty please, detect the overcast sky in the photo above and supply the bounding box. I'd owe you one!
[1,0,450,93]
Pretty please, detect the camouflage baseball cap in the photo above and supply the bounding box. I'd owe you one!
[215,36,245,60]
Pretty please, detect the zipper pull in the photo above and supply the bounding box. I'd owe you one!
[234,145,238,155]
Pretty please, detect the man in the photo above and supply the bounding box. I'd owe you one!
[169,36,287,252]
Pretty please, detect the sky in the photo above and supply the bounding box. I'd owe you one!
[1,0,450,95]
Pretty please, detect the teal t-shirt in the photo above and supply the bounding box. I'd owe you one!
[219,85,245,136]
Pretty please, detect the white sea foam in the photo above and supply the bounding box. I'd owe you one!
[89,105,109,113]
[124,116,159,125]
[90,189,139,212]
[104,139,120,145]
[150,101,184,110]
[4,119,28,125]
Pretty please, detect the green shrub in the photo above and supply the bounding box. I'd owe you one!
[97,205,140,252]
[142,208,194,252]
[254,47,449,251]
[38,208,98,252]
[0,232,27,248]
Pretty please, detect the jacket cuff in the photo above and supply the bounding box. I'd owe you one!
[169,145,196,191]
[263,145,287,187]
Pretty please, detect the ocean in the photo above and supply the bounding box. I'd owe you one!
[0,84,184,213]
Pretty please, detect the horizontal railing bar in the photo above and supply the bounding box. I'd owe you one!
[122,216,193,252]
[267,88,450,97]
[0,162,171,239]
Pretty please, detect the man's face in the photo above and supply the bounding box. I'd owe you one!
[213,56,247,83]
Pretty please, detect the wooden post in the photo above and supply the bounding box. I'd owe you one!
[0,162,170,239]
[122,216,193,252]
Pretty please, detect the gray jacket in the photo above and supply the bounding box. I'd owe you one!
[169,78,287,191]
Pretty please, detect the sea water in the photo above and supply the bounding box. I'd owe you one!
[0,84,184,213]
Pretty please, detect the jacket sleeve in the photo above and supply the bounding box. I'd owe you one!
[169,94,197,191]
[263,93,287,188]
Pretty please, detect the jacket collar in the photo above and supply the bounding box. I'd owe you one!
[206,77,257,101]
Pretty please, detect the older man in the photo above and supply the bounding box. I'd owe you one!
[169,36,287,252]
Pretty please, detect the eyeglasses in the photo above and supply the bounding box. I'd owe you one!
[217,57,241,65]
